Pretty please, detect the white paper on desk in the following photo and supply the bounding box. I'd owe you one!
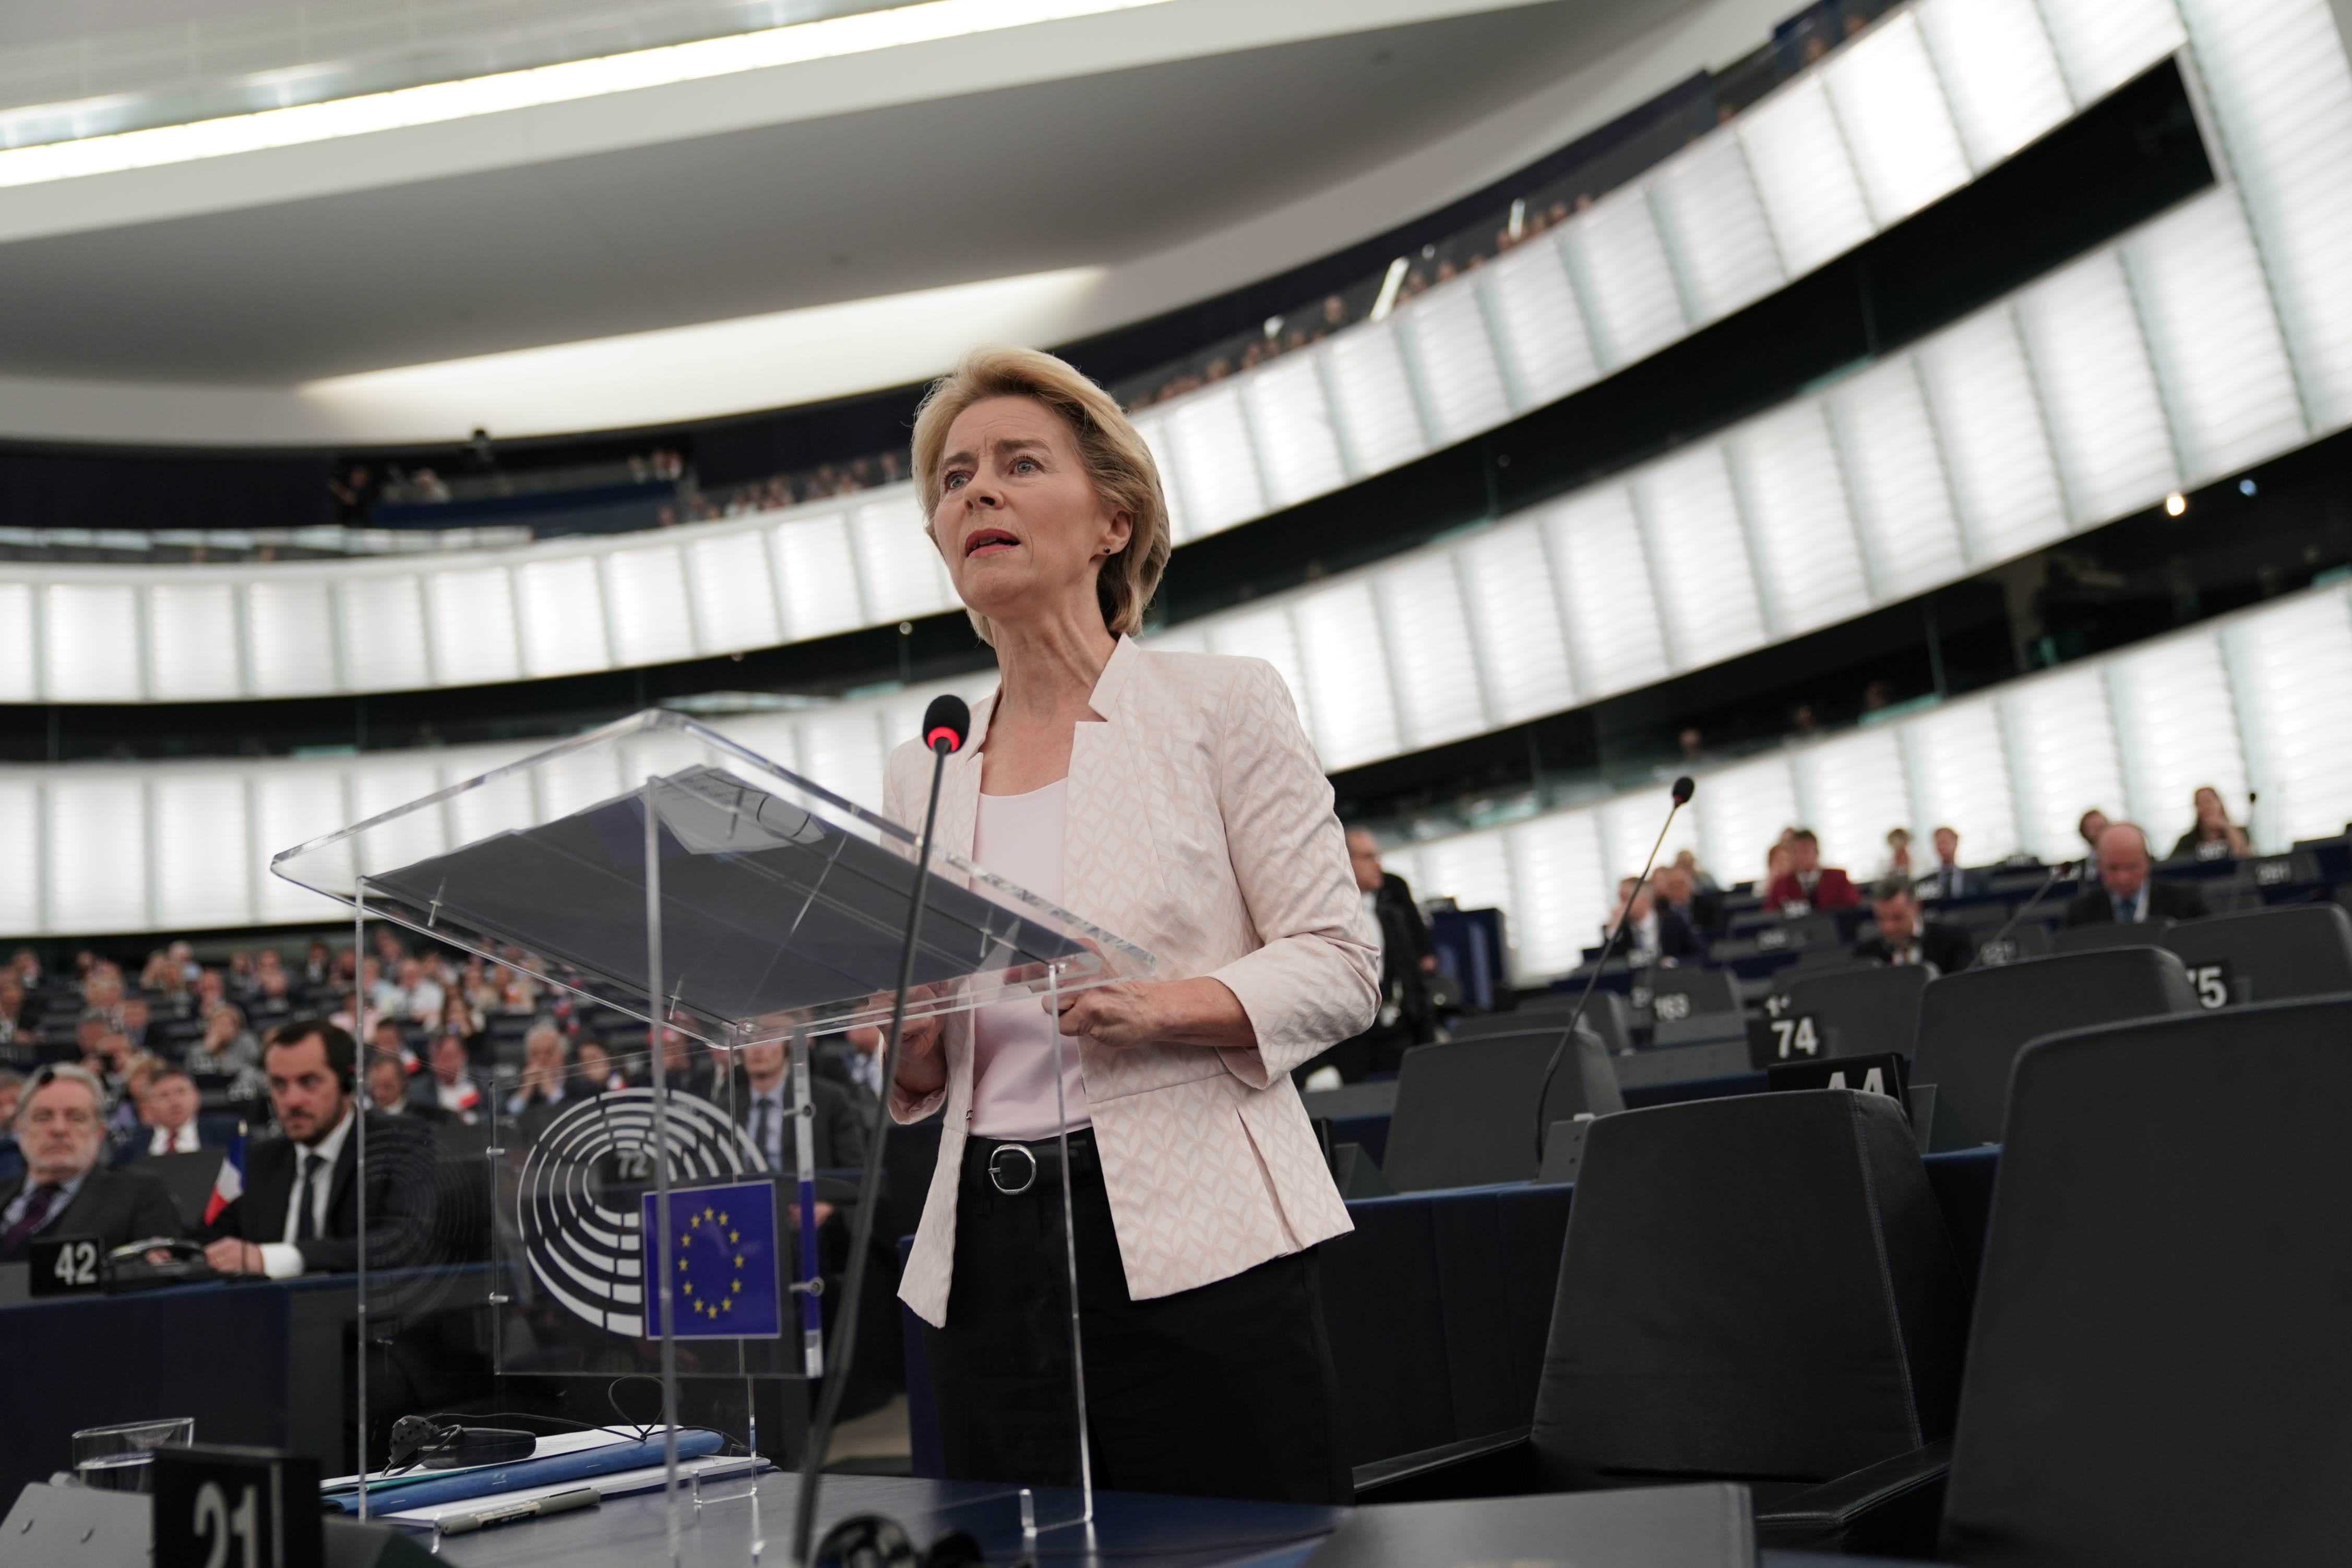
[321,1427,644,1491]
[383,1455,767,1523]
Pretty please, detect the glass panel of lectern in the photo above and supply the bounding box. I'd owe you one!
[273,709,1152,1557]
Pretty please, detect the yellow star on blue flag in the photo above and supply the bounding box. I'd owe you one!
[642,1178,782,1339]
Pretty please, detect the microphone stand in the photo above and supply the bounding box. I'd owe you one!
[1986,858,2070,949]
[792,721,957,1566]
[1532,780,1690,1165]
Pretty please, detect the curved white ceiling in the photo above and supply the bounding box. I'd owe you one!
[0,0,1775,444]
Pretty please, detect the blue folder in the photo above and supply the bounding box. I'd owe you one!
[325,1429,727,1514]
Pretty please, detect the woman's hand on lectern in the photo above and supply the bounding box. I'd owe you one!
[879,988,948,1097]
[1053,976,1255,1051]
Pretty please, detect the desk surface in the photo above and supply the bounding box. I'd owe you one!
[436,1472,1343,1567]
[426,1470,1939,1567]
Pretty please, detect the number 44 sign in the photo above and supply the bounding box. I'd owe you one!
[153,1446,321,1568]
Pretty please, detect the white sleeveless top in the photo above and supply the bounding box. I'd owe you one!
[969,778,1090,1140]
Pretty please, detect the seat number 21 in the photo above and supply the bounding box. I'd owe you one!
[191,1481,260,1568]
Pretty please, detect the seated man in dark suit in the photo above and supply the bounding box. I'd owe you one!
[1853,879,1974,976]
[201,1019,436,1278]
[2063,822,2211,927]
[0,1063,182,1261]
[116,1065,214,1162]
[1602,875,1705,964]
[735,1038,868,1182]
[364,1051,446,1126]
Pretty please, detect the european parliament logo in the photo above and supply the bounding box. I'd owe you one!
[642,1178,783,1339]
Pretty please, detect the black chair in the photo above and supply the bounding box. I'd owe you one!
[1783,964,1931,1059]
[1769,998,2352,1562]
[1909,948,2194,1145]
[2049,917,2174,954]
[1383,1029,1622,1193]
[1359,1091,1965,1510]
[1458,991,1634,1054]
[1640,967,1738,1023]
[2160,902,2352,1004]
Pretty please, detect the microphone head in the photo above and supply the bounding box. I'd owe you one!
[1671,775,1696,805]
[922,694,972,755]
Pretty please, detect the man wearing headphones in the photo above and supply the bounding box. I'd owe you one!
[201,1018,437,1277]
[0,1063,181,1261]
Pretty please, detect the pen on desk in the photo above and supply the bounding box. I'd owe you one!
[436,1487,601,1535]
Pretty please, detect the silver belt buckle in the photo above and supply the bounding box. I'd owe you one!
[986,1143,1038,1195]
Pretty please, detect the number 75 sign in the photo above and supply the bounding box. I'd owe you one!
[152,1447,320,1568]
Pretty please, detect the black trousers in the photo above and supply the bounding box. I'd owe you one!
[925,1129,1353,1504]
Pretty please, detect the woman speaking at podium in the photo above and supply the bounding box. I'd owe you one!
[881,346,1378,1504]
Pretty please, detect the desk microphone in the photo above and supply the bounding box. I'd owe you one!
[794,693,969,1567]
[1532,775,1692,1164]
[1987,857,2070,948]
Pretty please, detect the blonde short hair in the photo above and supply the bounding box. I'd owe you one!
[911,346,1172,645]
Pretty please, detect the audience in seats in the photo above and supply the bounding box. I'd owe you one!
[0,1064,182,1261]
[120,1064,207,1159]
[366,1051,444,1124]
[202,1020,436,1278]
[736,1038,868,1187]
[1764,828,1861,914]
[504,1021,576,1140]
[1653,864,1718,948]
[1916,825,1973,901]
[416,1033,484,1125]
[1301,832,1441,1084]
[2065,823,2212,927]
[1878,827,1914,881]
[2170,785,2252,863]
[1603,875,1705,965]
[1853,879,1974,976]
[576,1039,627,1094]
[2076,808,2112,866]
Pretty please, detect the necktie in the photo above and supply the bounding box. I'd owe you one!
[295,1151,321,1242]
[753,1098,775,1170]
[0,1183,62,1259]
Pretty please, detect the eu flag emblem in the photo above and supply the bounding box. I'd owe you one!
[642,1178,783,1339]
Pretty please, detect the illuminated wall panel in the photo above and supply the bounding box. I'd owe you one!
[1917,307,2068,562]
[145,581,242,701]
[1567,185,1688,367]
[1400,283,1512,443]
[1915,0,2073,170]
[1824,12,1973,225]
[1483,236,1599,407]
[1241,354,1347,509]
[514,555,609,679]
[1739,76,1874,277]
[1543,486,1668,699]
[1458,522,1575,724]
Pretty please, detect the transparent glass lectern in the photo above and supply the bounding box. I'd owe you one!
[273,709,1152,1563]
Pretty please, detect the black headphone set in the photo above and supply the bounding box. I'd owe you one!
[385,1415,538,1472]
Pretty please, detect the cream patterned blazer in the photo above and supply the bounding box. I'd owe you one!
[884,636,1379,1327]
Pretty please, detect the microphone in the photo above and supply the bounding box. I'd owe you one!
[923,693,972,756]
[1987,853,2074,949]
[1531,776,1693,1164]
[794,692,969,1564]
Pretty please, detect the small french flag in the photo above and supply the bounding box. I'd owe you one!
[204,1126,248,1227]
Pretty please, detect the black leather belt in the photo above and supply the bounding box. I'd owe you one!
[966,1128,1097,1196]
